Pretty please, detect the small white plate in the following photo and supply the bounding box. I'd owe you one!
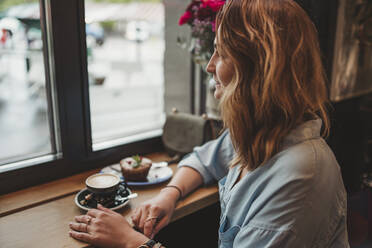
[101,164,173,186]
[74,187,132,211]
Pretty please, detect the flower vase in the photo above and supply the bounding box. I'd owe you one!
[205,74,221,119]
[192,61,221,119]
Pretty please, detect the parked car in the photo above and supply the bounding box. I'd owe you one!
[86,22,105,46]
[0,17,25,48]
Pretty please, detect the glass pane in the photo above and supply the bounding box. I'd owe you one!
[0,1,55,165]
[85,0,165,148]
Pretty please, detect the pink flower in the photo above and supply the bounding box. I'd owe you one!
[177,0,225,63]
[186,0,202,12]
[202,0,225,12]
[179,11,192,25]
[197,7,214,19]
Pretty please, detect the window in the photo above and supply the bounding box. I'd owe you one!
[0,1,61,169]
[0,0,165,194]
[84,0,165,150]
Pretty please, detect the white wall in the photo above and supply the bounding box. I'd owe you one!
[163,0,192,114]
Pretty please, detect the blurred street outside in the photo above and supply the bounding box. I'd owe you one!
[0,1,165,165]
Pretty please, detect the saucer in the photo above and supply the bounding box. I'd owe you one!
[75,182,132,211]
[101,164,173,186]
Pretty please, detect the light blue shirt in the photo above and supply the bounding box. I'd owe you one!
[178,119,349,247]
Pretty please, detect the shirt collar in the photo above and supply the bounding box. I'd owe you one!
[282,118,322,148]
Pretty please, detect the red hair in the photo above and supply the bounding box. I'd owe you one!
[216,0,330,169]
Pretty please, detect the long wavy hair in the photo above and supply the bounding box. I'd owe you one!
[216,0,330,170]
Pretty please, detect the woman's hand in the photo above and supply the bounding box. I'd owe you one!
[131,188,179,238]
[69,204,148,248]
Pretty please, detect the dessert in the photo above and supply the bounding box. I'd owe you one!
[120,155,152,181]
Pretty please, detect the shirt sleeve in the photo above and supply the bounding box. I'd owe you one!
[178,129,234,185]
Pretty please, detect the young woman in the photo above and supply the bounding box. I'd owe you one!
[69,0,349,247]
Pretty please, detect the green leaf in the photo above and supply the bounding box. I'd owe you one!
[132,155,141,168]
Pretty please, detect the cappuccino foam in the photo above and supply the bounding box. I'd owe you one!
[87,174,119,188]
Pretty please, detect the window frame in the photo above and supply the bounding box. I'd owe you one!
[0,0,163,195]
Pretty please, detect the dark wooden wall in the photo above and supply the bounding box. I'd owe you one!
[295,0,372,193]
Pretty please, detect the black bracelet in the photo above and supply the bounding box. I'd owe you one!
[138,239,156,248]
[162,185,183,200]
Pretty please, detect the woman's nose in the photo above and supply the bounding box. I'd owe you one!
[206,57,215,74]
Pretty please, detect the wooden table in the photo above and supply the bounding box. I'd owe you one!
[0,153,219,248]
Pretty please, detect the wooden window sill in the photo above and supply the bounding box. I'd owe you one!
[0,152,219,248]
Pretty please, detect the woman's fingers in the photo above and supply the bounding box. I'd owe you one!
[97,204,115,214]
[151,216,168,239]
[143,218,156,237]
[138,207,149,232]
[69,222,90,233]
[131,208,141,228]
[69,230,93,243]
[143,206,161,238]
[74,215,92,224]
[87,208,102,218]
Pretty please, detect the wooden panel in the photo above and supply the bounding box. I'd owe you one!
[0,153,171,217]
